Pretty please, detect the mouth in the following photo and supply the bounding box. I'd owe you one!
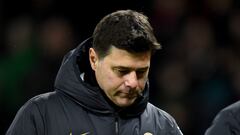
[116,90,140,99]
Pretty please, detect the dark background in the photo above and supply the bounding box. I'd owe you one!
[1,0,240,134]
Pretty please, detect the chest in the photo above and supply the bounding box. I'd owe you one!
[43,108,157,135]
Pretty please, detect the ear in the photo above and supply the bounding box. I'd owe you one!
[89,48,98,71]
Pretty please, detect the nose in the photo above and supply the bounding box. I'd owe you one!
[124,71,138,89]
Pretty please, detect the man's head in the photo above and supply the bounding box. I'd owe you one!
[89,10,161,107]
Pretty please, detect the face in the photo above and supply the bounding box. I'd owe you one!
[89,46,151,107]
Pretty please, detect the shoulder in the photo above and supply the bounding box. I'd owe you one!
[6,93,58,134]
[20,92,60,114]
[145,103,173,120]
[205,100,240,135]
[29,91,58,103]
[142,103,183,134]
[213,100,240,123]
[145,103,177,125]
[222,100,240,115]
[11,92,63,125]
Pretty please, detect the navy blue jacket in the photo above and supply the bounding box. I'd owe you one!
[205,100,240,135]
[6,38,183,135]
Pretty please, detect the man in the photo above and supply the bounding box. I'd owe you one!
[205,100,240,135]
[6,10,183,135]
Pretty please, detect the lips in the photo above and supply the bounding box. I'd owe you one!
[116,91,138,99]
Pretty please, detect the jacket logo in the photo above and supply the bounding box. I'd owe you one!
[69,132,90,135]
[144,132,153,135]
[81,132,90,135]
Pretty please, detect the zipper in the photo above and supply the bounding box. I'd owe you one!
[115,114,119,135]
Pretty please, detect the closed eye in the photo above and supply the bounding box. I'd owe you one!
[136,69,148,78]
[113,67,149,78]
[115,69,130,76]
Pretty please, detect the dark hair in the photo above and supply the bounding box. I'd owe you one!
[92,9,161,58]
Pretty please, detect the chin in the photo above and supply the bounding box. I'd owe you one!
[115,98,136,107]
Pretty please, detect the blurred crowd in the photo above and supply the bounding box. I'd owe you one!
[1,0,240,135]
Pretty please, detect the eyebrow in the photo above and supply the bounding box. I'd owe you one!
[113,66,149,71]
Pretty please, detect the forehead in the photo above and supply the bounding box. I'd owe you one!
[102,46,151,68]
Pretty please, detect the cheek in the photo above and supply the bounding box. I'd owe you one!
[101,69,122,90]
[139,78,148,89]
[107,73,123,88]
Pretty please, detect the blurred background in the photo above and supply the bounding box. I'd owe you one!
[1,0,240,134]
